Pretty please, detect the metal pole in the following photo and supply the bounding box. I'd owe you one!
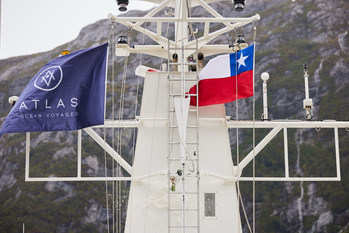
[334,127,341,180]
[77,130,82,178]
[182,164,186,233]
[304,69,309,100]
[261,72,269,120]
[302,64,313,120]
[84,127,132,175]
[283,128,289,178]
[25,133,30,181]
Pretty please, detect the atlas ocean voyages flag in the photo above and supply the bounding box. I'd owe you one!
[0,43,108,137]
[188,44,254,106]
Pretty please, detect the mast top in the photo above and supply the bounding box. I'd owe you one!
[109,0,259,59]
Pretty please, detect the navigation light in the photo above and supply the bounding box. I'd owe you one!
[233,0,245,11]
[115,36,130,56]
[117,0,129,12]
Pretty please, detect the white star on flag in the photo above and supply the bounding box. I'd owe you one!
[237,52,249,69]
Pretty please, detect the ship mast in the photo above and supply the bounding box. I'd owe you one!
[109,1,260,233]
[19,1,349,233]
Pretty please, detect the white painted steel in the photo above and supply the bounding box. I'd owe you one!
[262,76,268,119]
[19,1,348,232]
[124,71,169,233]
[237,126,283,172]
[283,128,289,178]
[174,97,190,164]
[227,120,349,128]
[334,127,341,180]
[201,173,341,182]
[92,119,139,128]
[194,119,349,128]
[26,177,131,182]
[304,71,310,100]
[25,132,30,181]
[124,71,242,233]
[109,5,260,59]
[132,0,243,7]
[24,129,132,182]
[239,177,341,182]
[233,124,342,182]
[84,127,133,175]
[77,130,81,178]
[135,64,160,77]
[109,15,261,23]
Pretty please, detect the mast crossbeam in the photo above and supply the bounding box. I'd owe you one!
[109,0,260,59]
[229,121,345,182]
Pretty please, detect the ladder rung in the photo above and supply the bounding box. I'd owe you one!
[168,47,198,51]
[169,125,197,128]
[168,78,197,81]
[168,158,198,161]
[169,174,199,177]
[169,109,198,112]
[169,62,197,66]
[169,208,198,211]
[169,94,198,97]
[169,226,199,228]
[170,191,198,194]
[170,142,198,144]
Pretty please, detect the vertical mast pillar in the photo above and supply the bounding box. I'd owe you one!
[302,64,313,120]
[261,72,269,120]
[174,0,188,71]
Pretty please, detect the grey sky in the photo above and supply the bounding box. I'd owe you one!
[0,0,154,59]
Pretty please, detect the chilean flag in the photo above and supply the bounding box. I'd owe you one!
[189,44,254,106]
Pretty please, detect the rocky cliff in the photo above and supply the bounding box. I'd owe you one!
[0,0,348,232]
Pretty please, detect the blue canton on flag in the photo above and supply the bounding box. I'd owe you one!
[0,43,108,137]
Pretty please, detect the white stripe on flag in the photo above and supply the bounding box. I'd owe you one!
[199,54,230,80]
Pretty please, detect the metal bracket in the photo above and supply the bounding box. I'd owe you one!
[228,121,347,182]
[24,120,139,182]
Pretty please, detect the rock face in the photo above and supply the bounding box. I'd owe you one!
[0,158,17,192]
[0,0,349,232]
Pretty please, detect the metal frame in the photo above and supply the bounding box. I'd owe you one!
[227,120,348,182]
[108,0,260,59]
[25,119,348,182]
[23,0,348,185]
[24,120,138,182]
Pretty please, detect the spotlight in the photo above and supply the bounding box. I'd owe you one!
[230,34,248,52]
[197,52,204,71]
[117,35,128,44]
[233,0,245,12]
[8,96,19,106]
[115,36,130,56]
[236,34,246,44]
[261,72,270,82]
[188,55,196,71]
[117,0,129,12]
[172,53,178,71]
[197,52,204,61]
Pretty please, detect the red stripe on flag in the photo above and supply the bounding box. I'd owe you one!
[189,70,253,106]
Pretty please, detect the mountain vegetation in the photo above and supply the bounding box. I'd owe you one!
[0,0,348,232]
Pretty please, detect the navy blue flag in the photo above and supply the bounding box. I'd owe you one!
[0,43,108,137]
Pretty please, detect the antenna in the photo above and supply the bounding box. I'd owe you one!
[303,64,313,120]
[261,72,270,120]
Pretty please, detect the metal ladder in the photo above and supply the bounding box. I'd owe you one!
[167,40,200,233]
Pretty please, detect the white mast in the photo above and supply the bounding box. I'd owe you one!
[110,1,258,232]
[261,72,269,120]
